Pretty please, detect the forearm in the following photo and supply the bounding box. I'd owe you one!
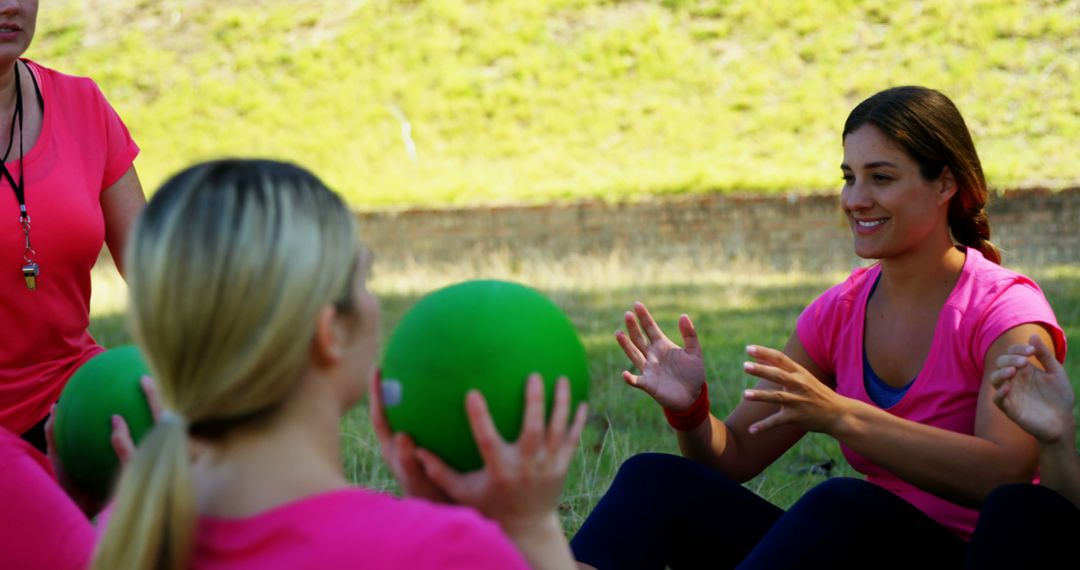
[675,414,728,466]
[1038,436,1080,509]
[832,401,1037,507]
[505,514,577,570]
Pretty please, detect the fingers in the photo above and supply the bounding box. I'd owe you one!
[110,415,136,465]
[678,314,701,355]
[989,366,1017,389]
[1029,334,1064,375]
[742,360,797,389]
[748,410,788,435]
[556,402,589,468]
[415,447,465,501]
[743,389,797,405]
[623,311,651,357]
[518,374,545,456]
[546,377,570,449]
[993,381,1012,410]
[615,330,647,371]
[44,405,58,457]
[139,376,165,423]
[746,345,797,371]
[464,390,505,477]
[996,352,1031,371]
[369,369,394,447]
[633,302,668,344]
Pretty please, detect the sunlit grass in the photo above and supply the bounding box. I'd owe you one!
[89,250,1080,534]
[32,0,1080,207]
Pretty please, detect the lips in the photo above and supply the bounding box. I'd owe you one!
[0,23,22,34]
[852,217,888,235]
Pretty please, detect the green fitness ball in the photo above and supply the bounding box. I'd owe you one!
[380,280,590,472]
[52,345,154,500]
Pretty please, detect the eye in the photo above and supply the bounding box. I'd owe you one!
[872,173,892,183]
[841,173,854,185]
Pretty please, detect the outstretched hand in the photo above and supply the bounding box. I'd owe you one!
[990,334,1074,444]
[413,374,588,536]
[616,302,706,411]
[740,345,850,435]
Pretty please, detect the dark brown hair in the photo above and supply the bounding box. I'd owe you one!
[843,86,1000,264]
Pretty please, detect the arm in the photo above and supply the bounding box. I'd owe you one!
[744,323,1049,508]
[616,303,821,482]
[991,334,1080,507]
[100,165,146,278]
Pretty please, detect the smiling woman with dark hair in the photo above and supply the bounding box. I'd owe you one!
[571,86,1067,569]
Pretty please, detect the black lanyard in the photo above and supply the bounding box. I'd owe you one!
[0,62,41,219]
[0,61,26,221]
[2,62,45,290]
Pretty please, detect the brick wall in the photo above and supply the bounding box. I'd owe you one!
[357,188,1080,270]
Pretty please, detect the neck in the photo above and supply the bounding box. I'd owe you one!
[0,61,17,109]
[877,231,966,305]
[192,379,349,517]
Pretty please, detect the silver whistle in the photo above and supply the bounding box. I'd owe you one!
[22,262,38,290]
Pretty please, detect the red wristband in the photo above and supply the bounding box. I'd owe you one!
[663,383,710,431]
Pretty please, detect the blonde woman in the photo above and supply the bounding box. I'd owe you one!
[92,160,586,570]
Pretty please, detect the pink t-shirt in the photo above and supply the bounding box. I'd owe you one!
[0,59,139,435]
[0,428,95,569]
[192,488,531,569]
[796,248,1066,539]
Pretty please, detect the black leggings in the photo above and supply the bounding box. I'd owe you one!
[571,453,966,569]
[964,483,1080,569]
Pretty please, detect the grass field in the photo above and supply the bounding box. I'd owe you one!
[89,252,1080,534]
[29,0,1080,207]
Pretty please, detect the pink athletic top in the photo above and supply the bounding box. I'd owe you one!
[191,488,531,569]
[796,248,1066,539]
[0,59,139,435]
[0,428,95,569]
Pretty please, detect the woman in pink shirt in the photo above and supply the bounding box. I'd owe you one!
[572,86,1066,569]
[0,0,147,451]
[91,160,586,570]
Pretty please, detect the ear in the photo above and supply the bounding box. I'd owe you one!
[311,305,345,367]
[937,166,958,205]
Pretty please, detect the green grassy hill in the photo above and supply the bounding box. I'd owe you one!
[30,0,1079,207]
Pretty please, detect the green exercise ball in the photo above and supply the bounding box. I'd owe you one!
[380,280,590,472]
[52,345,154,500]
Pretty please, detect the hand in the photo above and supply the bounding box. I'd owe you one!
[616,302,706,411]
[45,375,163,516]
[109,375,165,463]
[369,368,452,503]
[741,345,851,435]
[990,334,1075,445]
[414,374,588,537]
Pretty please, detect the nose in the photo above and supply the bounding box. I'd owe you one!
[841,178,873,213]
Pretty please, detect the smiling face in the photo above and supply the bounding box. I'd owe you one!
[841,125,956,260]
[0,0,37,67]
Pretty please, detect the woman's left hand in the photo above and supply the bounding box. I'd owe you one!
[740,344,853,435]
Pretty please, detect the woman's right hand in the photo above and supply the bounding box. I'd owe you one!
[413,373,587,570]
[616,302,707,411]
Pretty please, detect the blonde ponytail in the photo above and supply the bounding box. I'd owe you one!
[91,417,195,570]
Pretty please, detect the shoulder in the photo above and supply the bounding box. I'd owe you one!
[23,59,110,107]
[952,248,1066,361]
[954,248,1054,316]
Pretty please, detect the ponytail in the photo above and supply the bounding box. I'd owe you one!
[91,416,195,570]
[948,202,1001,264]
